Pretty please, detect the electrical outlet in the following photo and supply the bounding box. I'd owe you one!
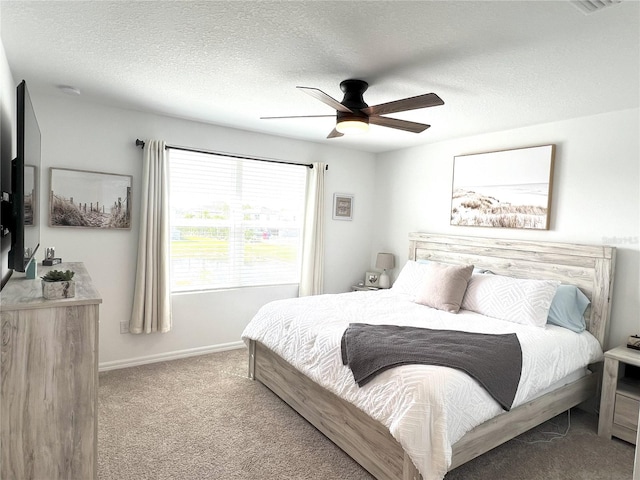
[120,321,129,334]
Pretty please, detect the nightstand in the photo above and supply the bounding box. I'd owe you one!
[351,285,379,292]
[598,345,640,444]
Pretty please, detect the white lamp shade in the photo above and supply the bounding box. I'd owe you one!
[375,253,395,270]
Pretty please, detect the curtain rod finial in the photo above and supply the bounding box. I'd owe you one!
[136,139,145,149]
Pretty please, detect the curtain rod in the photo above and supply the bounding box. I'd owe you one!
[135,139,328,170]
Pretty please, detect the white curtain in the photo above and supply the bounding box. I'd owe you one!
[299,162,326,297]
[130,140,172,334]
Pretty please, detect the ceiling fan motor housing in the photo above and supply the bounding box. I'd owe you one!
[339,79,369,110]
[337,79,370,125]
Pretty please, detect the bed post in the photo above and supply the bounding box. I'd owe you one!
[590,250,616,347]
[248,339,256,380]
[408,238,417,261]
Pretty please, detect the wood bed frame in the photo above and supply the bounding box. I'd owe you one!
[248,233,616,480]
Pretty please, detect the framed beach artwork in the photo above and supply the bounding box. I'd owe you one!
[49,167,132,229]
[450,144,555,230]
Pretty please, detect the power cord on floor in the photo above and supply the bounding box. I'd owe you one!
[515,409,571,445]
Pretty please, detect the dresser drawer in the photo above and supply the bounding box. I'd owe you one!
[614,393,640,431]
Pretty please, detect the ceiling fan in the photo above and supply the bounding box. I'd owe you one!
[261,79,444,139]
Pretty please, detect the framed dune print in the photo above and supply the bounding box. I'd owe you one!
[450,144,555,230]
[49,167,132,229]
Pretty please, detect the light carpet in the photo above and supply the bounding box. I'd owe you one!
[98,348,634,479]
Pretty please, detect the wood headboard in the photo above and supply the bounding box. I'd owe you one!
[408,233,616,347]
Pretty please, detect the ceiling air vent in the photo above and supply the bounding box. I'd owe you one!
[570,0,622,14]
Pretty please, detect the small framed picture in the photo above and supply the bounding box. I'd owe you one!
[365,271,379,288]
[333,193,354,221]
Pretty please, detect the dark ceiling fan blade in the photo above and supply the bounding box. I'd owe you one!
[327,128,344,139]
[260,115,335,119]
[368,116,430,133]
[362,93,444,116]
[297,86,353,113]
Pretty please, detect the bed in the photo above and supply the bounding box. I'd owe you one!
[243,233,616,480]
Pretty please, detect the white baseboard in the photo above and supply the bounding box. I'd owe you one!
[98,341,245,372]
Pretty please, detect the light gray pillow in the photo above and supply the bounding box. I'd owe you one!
[414,262,474,313]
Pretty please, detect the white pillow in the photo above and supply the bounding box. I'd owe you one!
[391,260,431,297]
[461,274,560,327]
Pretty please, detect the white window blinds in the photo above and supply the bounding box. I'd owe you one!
[168,148,307,292]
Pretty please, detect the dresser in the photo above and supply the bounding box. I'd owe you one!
[0,262,101,480]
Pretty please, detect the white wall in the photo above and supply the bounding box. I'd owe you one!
[373,108,640,350]
[28,92,377,367]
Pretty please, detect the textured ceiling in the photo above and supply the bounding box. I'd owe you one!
[1,1,638,153]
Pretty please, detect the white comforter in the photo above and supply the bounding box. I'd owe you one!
[241,289,603,480]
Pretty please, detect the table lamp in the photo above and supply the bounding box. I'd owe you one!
[376,252,395,289]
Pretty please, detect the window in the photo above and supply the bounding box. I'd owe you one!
[169,149,307,292]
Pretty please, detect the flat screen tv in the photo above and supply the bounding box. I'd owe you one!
[8,80,41,273]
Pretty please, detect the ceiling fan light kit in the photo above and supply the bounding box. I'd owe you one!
[336,113,369,134]
[336,120,369,134]
[262,78,444,139]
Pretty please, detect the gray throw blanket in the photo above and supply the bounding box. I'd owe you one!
[341,323,522,411]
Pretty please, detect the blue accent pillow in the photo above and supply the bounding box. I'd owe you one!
[473,267,494,275]
[547,285,590,333]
